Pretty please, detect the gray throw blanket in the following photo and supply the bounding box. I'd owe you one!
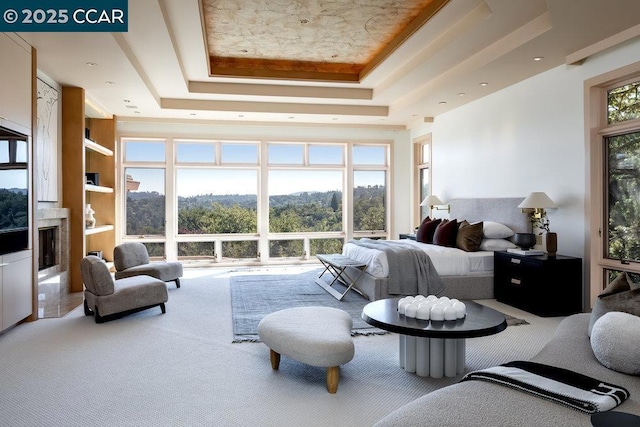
[347,239,445,296]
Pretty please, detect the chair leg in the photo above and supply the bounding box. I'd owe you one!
[83,300,93,316]
[326,366,340,394]
[160,303,166,314]
[269,349,281,370]
[175,278,180,288]
[94,306,104,324]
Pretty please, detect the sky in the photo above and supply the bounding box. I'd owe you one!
[125,141,387,196]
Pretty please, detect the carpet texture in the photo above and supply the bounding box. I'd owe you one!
[0,269,562,427]
[230,268,528,342]
[230,269,387,341]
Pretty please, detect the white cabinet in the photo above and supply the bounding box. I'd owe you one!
[1,250,33,332]
[0,33,32,136]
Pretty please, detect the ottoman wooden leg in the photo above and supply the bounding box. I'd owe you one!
[326,366,340,394]
[270,349,281,370]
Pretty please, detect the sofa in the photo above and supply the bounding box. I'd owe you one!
[374,313,640,426]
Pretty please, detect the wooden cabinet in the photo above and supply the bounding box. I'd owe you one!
[62,86,116,292]
[0,33,32,136]
[494,251,582,317]
[1,250,33,331]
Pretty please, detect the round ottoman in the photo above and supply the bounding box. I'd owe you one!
[257,306,355,393]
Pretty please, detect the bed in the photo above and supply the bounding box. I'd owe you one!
[342,198,529,301]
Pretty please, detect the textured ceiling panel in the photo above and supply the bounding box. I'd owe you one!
[202,0,447,81]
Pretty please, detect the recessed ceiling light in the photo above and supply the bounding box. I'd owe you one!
[458,92,466,97]
[86,62,98,67]
[134,111,140,114]
[105,81,115,85]
[125,105,138,109]
[123,99,130,103]
[300,19,309,24]
[238,114,244,118]
[289,116,295,119]
[240,49,248,53]
[479,82,488,86]
[439,101,447,105]
[332,117,338,120]
[534,56,544,61]
[190,113,196,116]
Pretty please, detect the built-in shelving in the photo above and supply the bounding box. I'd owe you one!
[62,86,117,292]
[85,225,115,235]
[85,184,114,193]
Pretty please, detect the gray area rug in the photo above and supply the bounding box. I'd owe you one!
[230,268,387,342]
[230,268,528,342]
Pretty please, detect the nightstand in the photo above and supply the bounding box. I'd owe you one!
[493,251,582,317]
[399,233,416,240]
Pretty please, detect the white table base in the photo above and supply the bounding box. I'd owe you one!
[399,335,466,378]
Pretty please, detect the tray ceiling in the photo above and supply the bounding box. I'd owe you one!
[202,0,449,81]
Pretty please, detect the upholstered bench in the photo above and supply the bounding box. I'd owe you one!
[257,307,355,393]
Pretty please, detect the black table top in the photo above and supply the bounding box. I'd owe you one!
[362,298,507,339]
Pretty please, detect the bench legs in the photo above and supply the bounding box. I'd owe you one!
[268,349,341,394]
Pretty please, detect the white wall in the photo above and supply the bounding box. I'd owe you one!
[407,37,640,285]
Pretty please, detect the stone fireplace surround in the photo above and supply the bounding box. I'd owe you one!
[36,208,70,305]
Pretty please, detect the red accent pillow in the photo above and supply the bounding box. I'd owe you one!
[433,219,459,247]
[416,218,441,243]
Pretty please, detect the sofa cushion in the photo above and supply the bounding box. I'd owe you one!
[591,311,640,375]
[588,272,640,337]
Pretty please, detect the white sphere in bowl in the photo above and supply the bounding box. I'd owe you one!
[405,303,418,318]
[443,305,457,321]
[416,305,431,320]
[430,304,445,321]
[453,301,466,319]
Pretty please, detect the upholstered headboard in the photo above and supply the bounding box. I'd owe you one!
[449,198,529,233]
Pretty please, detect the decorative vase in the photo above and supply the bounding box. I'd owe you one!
[546,232,557,257]
[85,204,96,229]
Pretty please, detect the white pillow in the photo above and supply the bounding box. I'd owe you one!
[479,238,517,251]
[483,221,514,239]
[591,311,640,375]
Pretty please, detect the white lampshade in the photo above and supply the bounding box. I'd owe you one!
[518,192,556,209]
[420,195,444,206]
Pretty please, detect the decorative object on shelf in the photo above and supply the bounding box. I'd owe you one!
[420,195,450,215]
[85,172,99,186]
[513,232,536,250]
[85,204,96,229]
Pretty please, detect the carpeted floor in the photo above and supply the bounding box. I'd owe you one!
[230,268,528,342]
[230,268,386,341]
[0,267,564,427]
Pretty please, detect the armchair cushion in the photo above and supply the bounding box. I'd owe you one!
[80,256,114,296]
[114,242,150,271]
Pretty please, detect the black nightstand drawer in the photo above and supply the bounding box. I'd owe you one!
[494,251,582,316]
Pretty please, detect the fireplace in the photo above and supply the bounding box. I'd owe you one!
[39,227,57,270]
[36,208,69,284]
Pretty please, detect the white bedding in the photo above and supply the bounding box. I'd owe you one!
[342,239,494,279]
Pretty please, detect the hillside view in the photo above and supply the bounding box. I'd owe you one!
[126,185,385,259]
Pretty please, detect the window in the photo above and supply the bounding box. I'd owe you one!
[119,138,390,265]
[352,144,388,237]
[414,136,431,223]
[587,72,640,303]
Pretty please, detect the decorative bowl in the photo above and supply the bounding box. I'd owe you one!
[513,232,536,250]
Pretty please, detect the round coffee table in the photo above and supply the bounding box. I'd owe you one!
[362,298,507,378]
